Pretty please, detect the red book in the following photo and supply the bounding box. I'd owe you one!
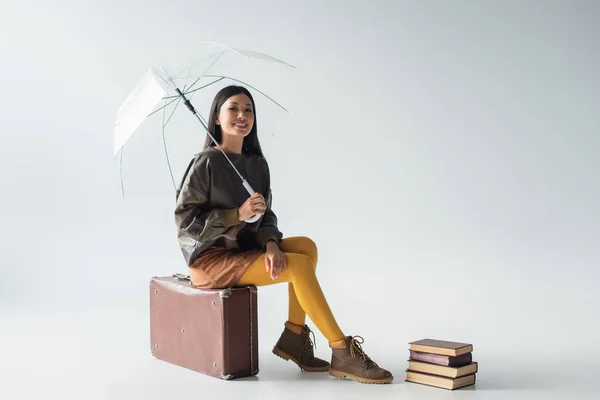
[410,350,472,367]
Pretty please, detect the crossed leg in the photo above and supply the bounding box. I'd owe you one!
[237,236,344,342]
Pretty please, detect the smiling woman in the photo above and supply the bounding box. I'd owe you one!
[204,86,263,157]
[173,85,393,384]
[214,94,255,147]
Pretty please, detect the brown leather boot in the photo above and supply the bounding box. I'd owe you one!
[272,322,330,372]
[329,336,393,384]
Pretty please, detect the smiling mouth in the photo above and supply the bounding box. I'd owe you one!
[233,123,248,128]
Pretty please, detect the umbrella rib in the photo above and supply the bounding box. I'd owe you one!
[161,98,177,190]
[147,96,180,117]
[175,50,226,99]
[204,74,289,113]
[183,50,224,94]
[163,96,182,127]
[168,50,226,79]
[119,147,125,199]
[199,41,296,68]
[180,77,226,97]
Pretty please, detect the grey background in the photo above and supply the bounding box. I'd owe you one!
[1,0,599,398]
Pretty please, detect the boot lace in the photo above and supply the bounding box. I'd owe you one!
[299,325,317,359]
[349,336,378,367]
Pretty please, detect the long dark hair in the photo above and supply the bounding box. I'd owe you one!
[203,85,264,157]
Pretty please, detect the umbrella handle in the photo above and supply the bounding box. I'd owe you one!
[242,180,262,224]
[244,214,261,223]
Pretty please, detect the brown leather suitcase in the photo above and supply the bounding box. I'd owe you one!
[149,274,259,380]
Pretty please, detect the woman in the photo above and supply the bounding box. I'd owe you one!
[174,85,393,384]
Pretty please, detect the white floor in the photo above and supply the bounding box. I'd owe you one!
[2,305,598,400]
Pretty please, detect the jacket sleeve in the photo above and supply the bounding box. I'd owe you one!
[174,154,240,244]
[256,159,284,249]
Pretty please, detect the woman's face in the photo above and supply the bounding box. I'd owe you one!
[216,94,255,138]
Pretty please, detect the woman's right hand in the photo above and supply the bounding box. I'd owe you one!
[238,192,266,222]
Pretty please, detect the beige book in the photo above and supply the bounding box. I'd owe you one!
[409,339,473,356]
[406,370,476,390]
[407,360,478,378]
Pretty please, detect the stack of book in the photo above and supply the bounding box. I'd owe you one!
[405,339,478,390]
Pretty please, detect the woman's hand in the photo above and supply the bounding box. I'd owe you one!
[238,192,266,222]
[265,241,286,280]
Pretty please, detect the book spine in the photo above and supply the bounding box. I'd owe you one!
[409,350,450,366]
[409,350,472,367]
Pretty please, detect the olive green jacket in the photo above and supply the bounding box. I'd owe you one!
[174,147,283,266]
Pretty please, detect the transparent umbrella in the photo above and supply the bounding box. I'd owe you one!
[113,42,294,222]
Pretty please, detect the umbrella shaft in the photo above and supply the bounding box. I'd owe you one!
[175,88,247,185]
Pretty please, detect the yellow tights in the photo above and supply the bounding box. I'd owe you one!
[237,236,345,342]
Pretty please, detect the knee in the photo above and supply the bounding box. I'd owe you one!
[296,236,319,267]
[286,254,316,279]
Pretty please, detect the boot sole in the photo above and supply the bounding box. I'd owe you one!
[272,347,330,372]
[329,368,393,384]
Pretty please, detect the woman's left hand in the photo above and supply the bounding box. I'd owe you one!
[265,241,286,280]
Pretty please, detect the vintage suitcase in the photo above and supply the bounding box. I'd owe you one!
[149,274,259,380]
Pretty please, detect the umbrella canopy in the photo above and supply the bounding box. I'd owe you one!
[113,42,294,222]
[113,42,294,156]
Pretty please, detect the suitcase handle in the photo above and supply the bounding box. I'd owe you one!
[173,273,191,281]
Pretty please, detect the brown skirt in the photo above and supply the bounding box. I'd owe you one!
[188,246,264,289]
